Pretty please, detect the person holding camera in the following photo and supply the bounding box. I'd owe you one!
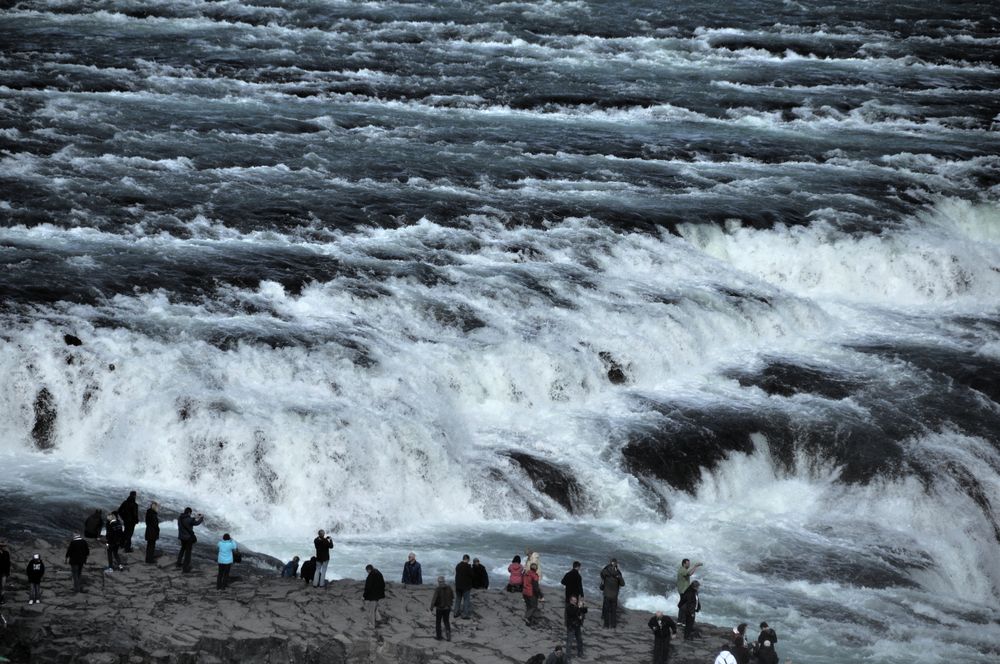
[313,530,333,588]
[599,558,625,629]
[176,507,204,573]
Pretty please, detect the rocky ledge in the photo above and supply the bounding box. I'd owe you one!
[0,539,731,663]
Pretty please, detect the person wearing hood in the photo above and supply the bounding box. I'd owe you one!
[65,533,90,593]
[402,551,422,585]
[507,555,524,593]
[471,557,489,590]
[105,511,125,571]
[117,491,140,553]
[429,575,454,641]
[176,507,204,573]
[83,509,103,539]
[144,501,160,564]
[26,554,45,604]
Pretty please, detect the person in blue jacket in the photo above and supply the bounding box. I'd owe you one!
[216,533,238,590]
[281,556,300,578]
[402,552,423,585]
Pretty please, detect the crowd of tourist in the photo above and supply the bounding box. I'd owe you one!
[0,491,787,663]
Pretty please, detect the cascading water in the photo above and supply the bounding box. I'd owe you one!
[2,1,999,662]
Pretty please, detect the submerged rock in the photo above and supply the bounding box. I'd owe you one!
[31,387,57,451]
[505,451,587,514]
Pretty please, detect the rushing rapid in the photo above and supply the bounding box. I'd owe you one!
[2,1,999,662]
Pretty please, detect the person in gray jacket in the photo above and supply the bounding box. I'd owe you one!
[599,558,625,629]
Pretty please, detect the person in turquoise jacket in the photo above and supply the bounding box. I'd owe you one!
[216,534,239,590]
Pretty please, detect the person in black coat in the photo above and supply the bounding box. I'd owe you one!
[756,639,779,664]
[560,561,584,601]
[65,533,90,593]
[144,502,160,564]
[175,507,204,573]
[757,622,778,648]
[0,541,11,600]
[26,554,45,604]
[363,564,386,627]
[454,554,474,619]
[117,491,140,553]
[731,623,751,664]
[105,511,125,571]
[83,509,103,539]
[300,556,317,583]
[471,557,490,590]
[649,610,678,664]
[678,580,701,639]
[565,595,588,658]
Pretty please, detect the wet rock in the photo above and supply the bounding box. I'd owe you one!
[504,452,587,514]
[32,387,57,450]
[63,333,83,346]
[598,351,629,385]
[730,360,861,399]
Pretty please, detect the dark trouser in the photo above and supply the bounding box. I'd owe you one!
[177,539,194,571]
[435,608,452,640]
[145,539,157,563]
[683,611,696,639]
[29,583,41,602]
[602,596,618,628]
[71,564,84,592]
[217,563,232,589]
[654,637,671,664]
[454,588,471,618]
[107,543,122,569]
[122,523,136,551]
[566,624,584,658]
[524,596,539,624]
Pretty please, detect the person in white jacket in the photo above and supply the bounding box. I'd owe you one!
[714,651,737,664]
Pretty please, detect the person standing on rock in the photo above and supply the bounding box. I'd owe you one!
[176,507,204,573]
[756,639,779,664]
[300,556,317,583]
[313,530,333,588]
[117,491,140,553]
[526,548,542,580]
[731,623,752,664]
[363,564,386,627]
[678,580,701,640]
[216,533,238,590]
[26,553,45,605]
[564,595,587,660]
[676,558,702,619]
[105,511,125,571]
[757,621,778,649]
[471,557,489,590]
[282,556,300,578]
[560,561,584,602]
[144,501,160,564]
[65,533,90,593]
[430,575,454,641]
[83,509,103,539]
[648,610,677,664]
[599,558,625,629]
[507,555,524,592]
[0,541,10,601]
[402,552,422,585]
[523,562,543,627]
[454,554,474,619]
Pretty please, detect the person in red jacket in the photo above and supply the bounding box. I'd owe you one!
[523,562,543,626]
[507,555,524,592]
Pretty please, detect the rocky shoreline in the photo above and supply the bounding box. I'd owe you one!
[1,538,733,663]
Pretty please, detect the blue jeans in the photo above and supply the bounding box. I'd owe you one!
[454,588,472,617]
[313,560,329,587]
